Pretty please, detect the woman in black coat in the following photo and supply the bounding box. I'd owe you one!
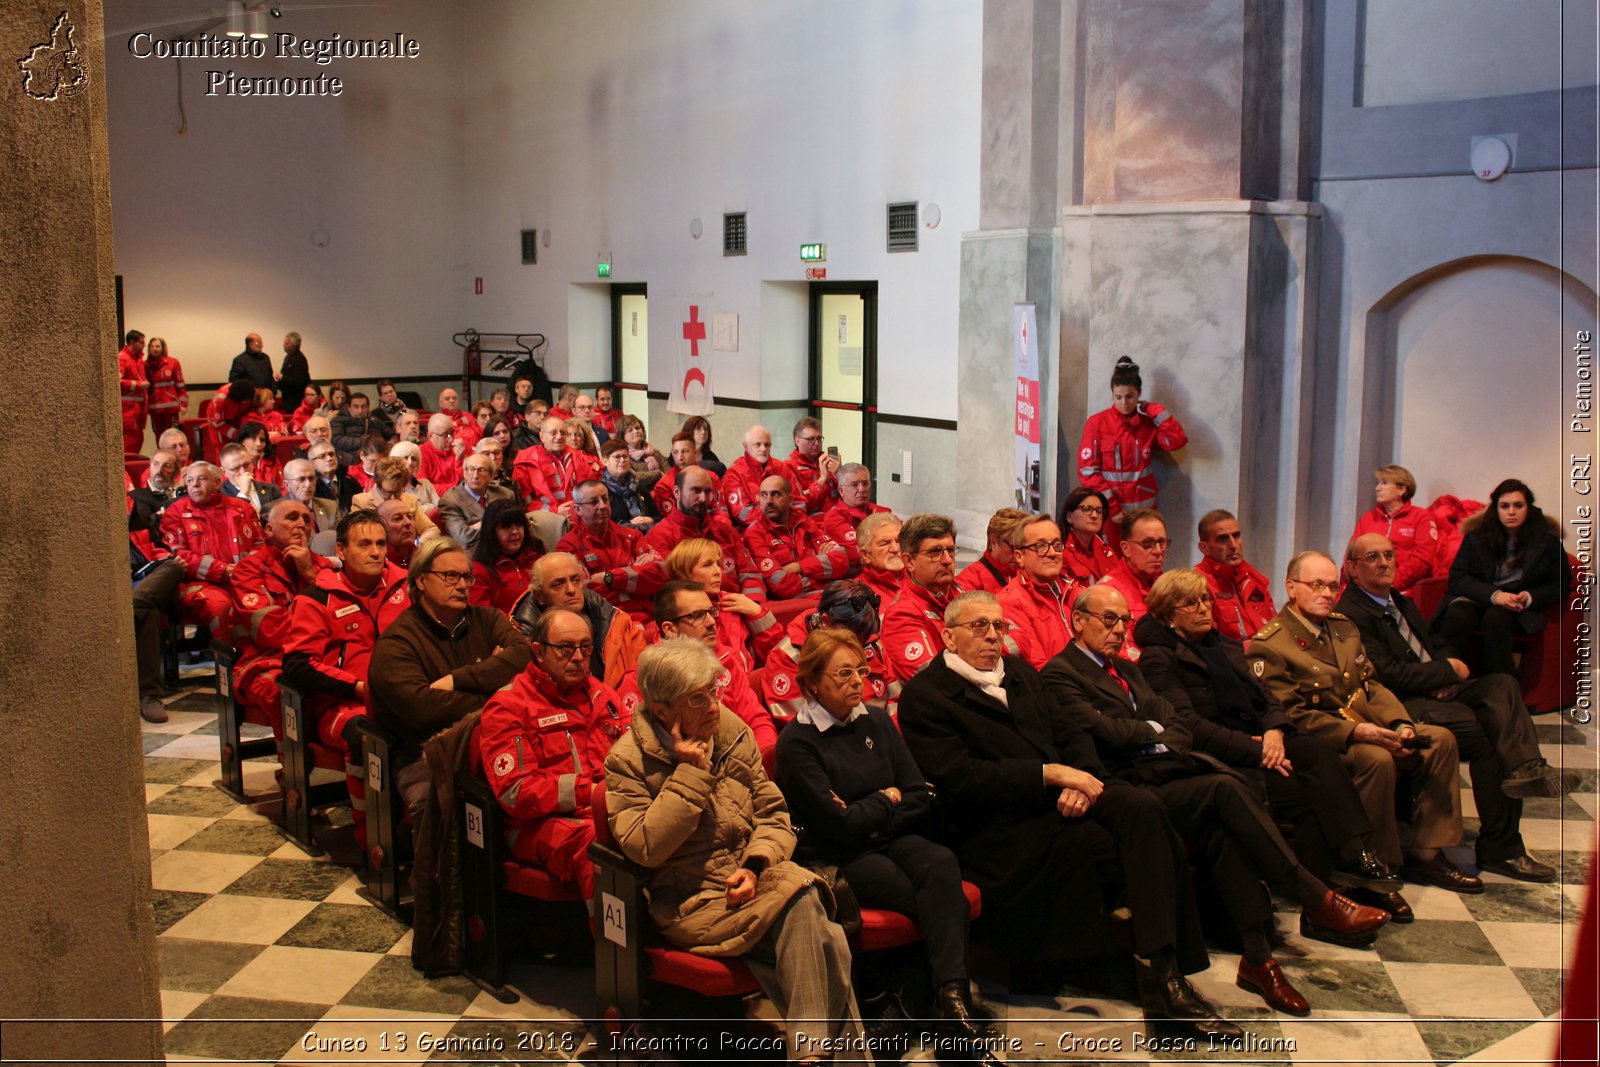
[1132,569,1399,897]
[1436,478,1570,677]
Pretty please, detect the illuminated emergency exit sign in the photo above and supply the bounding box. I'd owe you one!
[799,243,827,262]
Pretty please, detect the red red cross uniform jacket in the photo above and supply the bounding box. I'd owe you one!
[784,449,840,513]
[447,411,481,450]
[512,446,576,508]
[761,612,896,720]
[1061,531,1118,587]
[721,455,801,527]
[229,544,332,730]
[477,664,630,897]
[160,494,264,586]
[615,651,777,768]
[118,345,148,453]
[997,573,1081,669]
[642,507,768,603]
[955,552,1016,595]
[820,500,892,571]
[289,400,319,433]
[145,354,188,437]
[281,563,410,716]
[1195,555,1277,646]
[1097,558,1158,660]
[881,576,963,683]
[557,520,660,621]
[743,507,849,599]
[859,563,904,607]
[591,408,621,435]
[650,465,727,519]
[470,551,539,616]
[1076,401,1188,523]
[207,388,253,452]
[1351,502,1441,593]
[418,440,462,495]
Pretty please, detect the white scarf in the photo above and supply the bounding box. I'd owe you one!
[942,650,1008,706]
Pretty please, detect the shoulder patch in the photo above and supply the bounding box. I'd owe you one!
[1252,660,1264,677]
[1327,611,1349,622]
[1251,621,1281,641]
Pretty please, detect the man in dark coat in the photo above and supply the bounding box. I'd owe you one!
[898,589,1240,1041]
[1339,533,1578,883]
[228,332,275,392]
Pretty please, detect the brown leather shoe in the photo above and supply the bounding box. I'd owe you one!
[1347,886,1415,923]
[1300,890,1390,947]
[1403,853,1485,894]
[1236,958,1310,1016]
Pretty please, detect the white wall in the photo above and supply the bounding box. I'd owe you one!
[456,0,982,420]
[104,0,467,384]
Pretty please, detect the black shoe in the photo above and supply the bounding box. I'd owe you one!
[1480,853,1558,883]
[1402,853,1485,894]
[935,980,998,1040]
[1345,885,1415,923]
[1502,759,1583,799]
[1137,961,1245,1042]
[1330,849,1403,893]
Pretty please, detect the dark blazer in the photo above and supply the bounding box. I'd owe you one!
[1131,616,1289,767]
[1039,643,1206,786]
[1337,584,1461,699]
[437,483,515,548]
[1443,522,1570,633]
[331,411,396,466]
[222,480,281,514]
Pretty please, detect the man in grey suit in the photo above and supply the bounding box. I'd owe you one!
[437,452,514,548]
[281,458,340,534]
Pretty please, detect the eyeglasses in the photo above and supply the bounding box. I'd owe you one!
[951,617,1012,635]
[917,546,957,561]
[1128,537,1171,552]
[430,430,453,440]
[1292,579,1340,594]
[796,434,822,444]
[1077,610,1134,629]
[1074,504,1105,516]
[1355,549,1397,563]
[425,570,474,586]
[680,686,721,711]
[1021,540,1066,555]
[1176,593,1214,610]
[542,640,595,660]
[668,606,721,626]
[826,665,873,683]
[309,452,335,461]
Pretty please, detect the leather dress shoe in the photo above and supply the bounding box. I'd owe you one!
[1137,962,1244,1042]
[1330,849,1402,893]
[139,697,169,724]
[1403,853,1485,894]
[1345,885,1414,923]
[1299,890,1389,947]
[1502,759,1583,799]
[1236,958,1310,1016]
[934,980,998,1039]
[1480,853,1558,883]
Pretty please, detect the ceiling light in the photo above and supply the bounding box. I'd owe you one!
[247,6,269,38]
[225,0,245,38]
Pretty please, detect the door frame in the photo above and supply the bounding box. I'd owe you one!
[807,281,878,472]
[610,283,649,412]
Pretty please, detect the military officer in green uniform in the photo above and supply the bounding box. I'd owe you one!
[1248,551,1483,897]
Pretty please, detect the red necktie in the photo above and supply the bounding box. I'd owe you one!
[1105,661,1132,698]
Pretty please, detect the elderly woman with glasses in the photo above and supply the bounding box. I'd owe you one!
[761,579,897,719]
[1130,569,1402,900]
[774,629,992,1039]
[388,441,441,509]
[607,637,866,1062]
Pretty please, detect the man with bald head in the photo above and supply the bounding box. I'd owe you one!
[513,552,645,690]
[743,474,847,599]
[478,608,629,900]
[229,331,274,392]
[1337,533,1576,883]
[643,467,768,602]
[1250,551,1479,898]
[438,452,514,548]
[281,458,339,533]
[437,387,480,448]
[721,424,799,527]
[410,412,460,495]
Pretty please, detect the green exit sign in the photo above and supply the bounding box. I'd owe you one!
[799,243,827,262]
[596,262,612,278]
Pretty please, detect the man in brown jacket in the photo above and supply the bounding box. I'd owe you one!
[1248,551,1481,899]
[370,537,531,816]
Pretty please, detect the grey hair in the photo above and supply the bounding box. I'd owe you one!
[182,461,220,481]
[529,551,586,594]
[837,462,869,481]
[1286,550,1335,581]
[943,589,1000,626]
[389,440,422,461]
[857,510,901,545]
[636,637,726,707]
[407,537,469,602]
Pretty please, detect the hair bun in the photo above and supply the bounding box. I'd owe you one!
[1114,356,1138,371]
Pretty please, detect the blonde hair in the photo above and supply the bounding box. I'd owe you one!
[1146,568,1210,624]
[1375,464,1417,502]
[795,628,865,698]
[665,537,721,580]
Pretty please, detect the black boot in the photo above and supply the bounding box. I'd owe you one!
[935,980,997,1040]
[1135,956,1244,1042]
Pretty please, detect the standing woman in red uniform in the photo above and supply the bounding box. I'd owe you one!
[470,499,542,615]
[1076,357,1188,526]
[145,337,189,440]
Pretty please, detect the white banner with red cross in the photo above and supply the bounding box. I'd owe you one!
[668,295,716,416]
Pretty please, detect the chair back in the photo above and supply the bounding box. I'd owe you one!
[591,777,614,847]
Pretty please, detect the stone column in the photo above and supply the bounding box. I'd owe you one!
[1,1,165,1061]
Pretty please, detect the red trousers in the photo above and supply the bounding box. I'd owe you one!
[317,701,371,852]
[506,814,596,898]
[150,411,182,439]
[234,659,284,737]
[122,403,147,454]
[177,582,234,638]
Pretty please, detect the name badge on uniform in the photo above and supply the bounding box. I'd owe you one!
[334,604,361,618]
[538,712,569,728]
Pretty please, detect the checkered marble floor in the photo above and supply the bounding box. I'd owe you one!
[139,666,1597,1065]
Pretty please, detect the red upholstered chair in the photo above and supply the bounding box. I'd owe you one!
[124,459,147,485]
[769,595,820,630]
[179,417,208,463]
[457,745,587,1002]
[1408,575,1447,620]
[274,434,308,466]
[1510,554,1585,714]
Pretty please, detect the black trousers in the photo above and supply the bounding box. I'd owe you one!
[1438,600,1522,678]
[1405,673,1539,863]
[841,835,969,986]
[1086,781,1207,967]
[1145,772,1302,933]
[1254,732,1373,879]
[132,559,185,698]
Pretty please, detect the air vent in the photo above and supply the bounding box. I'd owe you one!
[723,212,747,256]
[887,202,918,253]
[520,229,537,265]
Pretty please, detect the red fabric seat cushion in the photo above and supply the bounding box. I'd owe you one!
[503,861,584,901]
[643,946,761,997]
[856,881,982,950]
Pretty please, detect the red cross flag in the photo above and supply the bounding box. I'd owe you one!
[668,295,716,416]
